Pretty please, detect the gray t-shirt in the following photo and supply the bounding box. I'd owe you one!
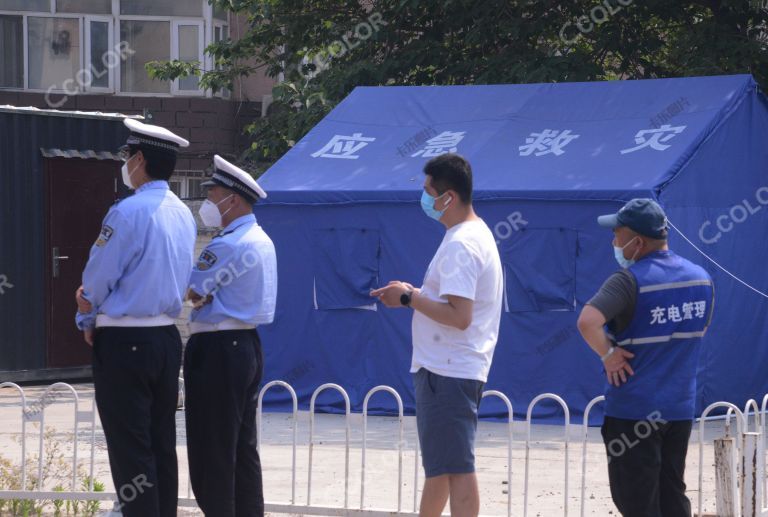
[587,269,637,336]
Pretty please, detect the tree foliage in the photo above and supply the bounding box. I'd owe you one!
[147,0,768,167]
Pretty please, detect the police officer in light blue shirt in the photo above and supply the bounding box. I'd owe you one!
[75,118,196,517]
[183,155,276,517]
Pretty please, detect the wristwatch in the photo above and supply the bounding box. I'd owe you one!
[400,289,414,307]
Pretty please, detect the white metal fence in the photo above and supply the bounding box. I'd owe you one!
[0,381,766,516]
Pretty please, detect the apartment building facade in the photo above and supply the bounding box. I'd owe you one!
[0,0,276,199]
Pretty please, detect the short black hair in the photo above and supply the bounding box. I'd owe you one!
[423,153,473,204]
[130,145,178,181]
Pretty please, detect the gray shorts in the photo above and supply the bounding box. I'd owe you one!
[413,368,484,478]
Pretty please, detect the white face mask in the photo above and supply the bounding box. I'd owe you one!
[121,154,139,189]
[198,194,234,228]
[613,237,639,268]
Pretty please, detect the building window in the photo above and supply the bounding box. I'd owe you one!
[120,0,202,17]
[120,20,170,93]
[213,5,228,21]
[213,22,229,98]
[56,0,111,14]
[85,17,112,90]
[214,24,228,43]
[0,16,23,88]
[187,177,205,198]
[169,179,182,196]
[171,172,207,199]
[172,21,203,94]
[27,17,82,91]
[0,1,232,97]
[0,0,49,11]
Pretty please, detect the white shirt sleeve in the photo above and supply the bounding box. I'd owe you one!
[436,240,482,301]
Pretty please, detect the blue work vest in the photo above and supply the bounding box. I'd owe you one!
[606,250,714,421]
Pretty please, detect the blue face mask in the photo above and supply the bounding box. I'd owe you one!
[613,238,638,268]
[420,190,452,221]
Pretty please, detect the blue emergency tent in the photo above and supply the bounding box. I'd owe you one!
[253,74,768,422]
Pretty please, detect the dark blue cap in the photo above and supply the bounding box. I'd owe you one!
[597,198,669,239]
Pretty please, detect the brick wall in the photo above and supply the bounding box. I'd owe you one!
[0,91,261,164]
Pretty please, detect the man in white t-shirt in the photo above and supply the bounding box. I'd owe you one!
[371,153,503,517]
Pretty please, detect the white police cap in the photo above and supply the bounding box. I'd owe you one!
[123,118,189,153]
[201,155,267,203]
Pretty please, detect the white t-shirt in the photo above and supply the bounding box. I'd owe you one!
[410,219,503,382]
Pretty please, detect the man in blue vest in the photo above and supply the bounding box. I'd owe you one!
[577,198,714,517]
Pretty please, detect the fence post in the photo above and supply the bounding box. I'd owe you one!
[761,393,768,509]
[257,381,299,505]
[307,383,351,508]
[524,393,570,517]
[739,398,765,517]
[361,386,404,512]
[699,402,745,517]
[0,383,27,491]
[714,436,737,517]
[480,390,514,517]
[413,426,420,513]
[742,432,762,517]
[31,383,80,491]
[580,396,605,517]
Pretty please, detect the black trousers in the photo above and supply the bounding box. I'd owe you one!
[184,329,264,517]
[92,325,182,517]
[602,416,693,517]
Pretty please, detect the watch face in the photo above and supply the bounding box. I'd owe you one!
[400,292,410,306]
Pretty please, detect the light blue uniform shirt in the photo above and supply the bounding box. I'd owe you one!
[188,214,277,325]
[76,181,197,330]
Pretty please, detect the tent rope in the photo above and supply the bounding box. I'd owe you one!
[667,218,768,300]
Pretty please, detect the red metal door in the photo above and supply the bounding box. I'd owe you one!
[45,157,120,368]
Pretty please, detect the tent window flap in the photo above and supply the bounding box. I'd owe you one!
[312,228,380,310]
[501,228,577,313]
